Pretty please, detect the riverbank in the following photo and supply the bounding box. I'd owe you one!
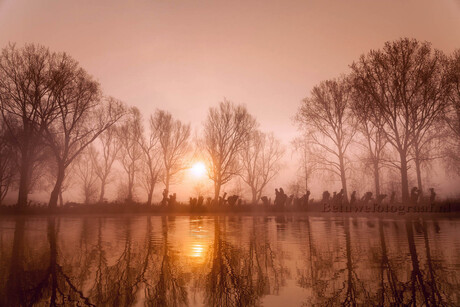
[1,200,459,216]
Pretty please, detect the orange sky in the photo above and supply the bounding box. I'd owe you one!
[1,0,460,199]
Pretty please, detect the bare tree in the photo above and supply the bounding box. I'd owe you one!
[350,92,388,197]
[117,107,143,203]
[138,118,163,206]
[0,44,63,207]
[240,130,284,204]
[203,100,257,202]
[292,134,319,194]
[75,146,99,204]
[150,110,191,193]
[443,49,460,175]
[0,121,15,205]
[91,123,121,203]
[296,77,356,203]
[44,71,125,209]
[447,50,460,139]
[351,38,451,201]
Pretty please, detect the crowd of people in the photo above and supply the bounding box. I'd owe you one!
[184,187,438,208]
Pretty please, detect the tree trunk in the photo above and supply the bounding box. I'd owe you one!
[147,182,155,206]
[165,170,170,193]
[251,187,257,204]
[84,188,90,205]
[214,181,221,203]
[414,149,423,197]
[59,191,64,207]
[305,169,309,194]
[399,152,410,203]
[99,177,106,203]
[17,153,31,208]
[49,164,65,209]
[257,190,263,204]
[374,160,380,197]
[127,170,134,203]
[339,154,349,203]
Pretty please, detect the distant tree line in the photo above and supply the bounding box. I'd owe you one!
[296,38,460,204]
[0,43,284,208]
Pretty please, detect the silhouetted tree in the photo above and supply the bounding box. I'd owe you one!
[351,89,388,197]
[296,76,356,203]
[0,121,15,205]
[138,115,163,206]
[117,107,143,203]
[203,100,257,202]
[351,38,451,202]
[292,135,318,194]
[0,44,63,207]
[150,110,191,195]
[444,49,460,175]
[75,146,99,204]
[240,131,284,204]
[91,124,121,203]
[44,78,124,209]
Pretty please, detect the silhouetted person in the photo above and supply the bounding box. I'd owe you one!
[169,193,177,207]
[190,197,197,210]
[275,188,287,207]
[261,196,269,206]
[274,189,280,206]
[161,189,169,206]
[361,192,373,205]
[337,189,344,204]
[197,196,204,207]
[429,188,436,203]
[322,190,330,203]
[350,191,357,206]
[219,192,227,206]
[410,187,419,205]
[301,191,310,207]
[228,195,239,206]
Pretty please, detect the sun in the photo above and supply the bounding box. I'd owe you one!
[190,162,207,178]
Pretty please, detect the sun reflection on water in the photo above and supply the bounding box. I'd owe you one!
[188,221,210,265]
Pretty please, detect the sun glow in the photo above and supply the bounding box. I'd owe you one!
[190,162,206,178]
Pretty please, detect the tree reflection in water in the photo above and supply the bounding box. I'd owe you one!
[203,217,286,307]
[0,215,459,306]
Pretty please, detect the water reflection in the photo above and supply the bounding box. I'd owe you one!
[0,215,459,306]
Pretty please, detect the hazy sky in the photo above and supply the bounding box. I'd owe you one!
[2,0,460,139]
[1,0,460,198]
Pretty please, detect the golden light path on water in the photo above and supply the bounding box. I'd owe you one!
[188,218,210,264]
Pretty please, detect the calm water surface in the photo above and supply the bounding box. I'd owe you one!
[0,215,459,306]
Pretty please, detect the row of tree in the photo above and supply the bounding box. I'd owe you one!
[296,38,460,203]
[0,43,285,208]
[1,39,459,208]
